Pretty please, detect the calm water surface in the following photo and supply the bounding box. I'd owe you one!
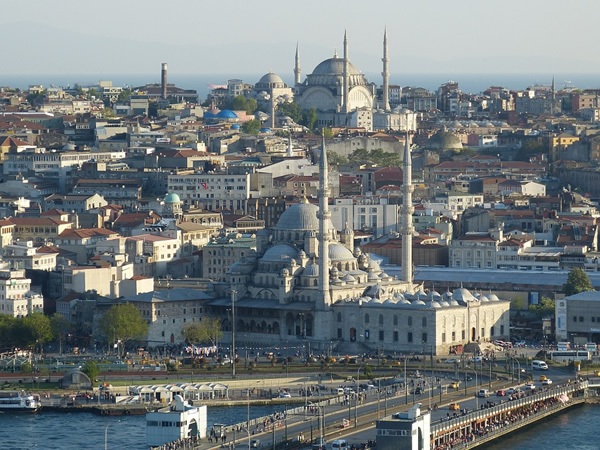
[0,404,597,450]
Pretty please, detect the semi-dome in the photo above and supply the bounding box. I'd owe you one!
[164,192,181,204]
[261,244,298,262]
[329,243,354,261]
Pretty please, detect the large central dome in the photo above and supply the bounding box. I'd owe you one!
[312,57,361,76]
[275,199,336,233]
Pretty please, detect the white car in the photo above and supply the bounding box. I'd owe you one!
[524,383,536,390]
[542,378,552,385]
[278,392,291,398]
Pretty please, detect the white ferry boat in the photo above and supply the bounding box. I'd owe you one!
[0,390,41,412]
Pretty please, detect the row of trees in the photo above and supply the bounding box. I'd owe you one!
[0,313,72,352]
[328,148,402,169]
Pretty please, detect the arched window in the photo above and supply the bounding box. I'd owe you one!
[365,314,370,324]
[379,314,384,325]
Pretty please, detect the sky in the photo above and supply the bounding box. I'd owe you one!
[2,0,600,81]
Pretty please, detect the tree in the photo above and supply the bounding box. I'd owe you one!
[99,303,148,355]
[563,267,594,296]
[241,119,261,135]
[50,314,74,354]
[529,297,555,319]
[82,361,100,382]
[510,296,527,311]
[276,101,302,123]
[321,127,334,139]
[301,108,318,131]
[23,313,53,352]
[182,319,222,346]
[327,150,348,168]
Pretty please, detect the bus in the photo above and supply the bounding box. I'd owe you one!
[549,350,591,363]
[557,342,571,351]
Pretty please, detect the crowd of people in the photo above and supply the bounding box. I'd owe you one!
[433,395,565,449]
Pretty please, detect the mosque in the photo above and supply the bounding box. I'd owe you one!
[205,135,511,356]
[252,30,417,131]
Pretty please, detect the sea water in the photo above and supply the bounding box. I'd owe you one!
[0,404,597,450]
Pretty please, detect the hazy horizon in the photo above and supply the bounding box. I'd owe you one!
[3,1,600,78]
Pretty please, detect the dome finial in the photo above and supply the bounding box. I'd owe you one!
[333,48,338,58]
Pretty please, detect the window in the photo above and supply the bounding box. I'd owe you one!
[422,317,427,327]
[379,330,384,341]
[365,314,370,324]
[580,316,584,322]
[379,314,384,325]
[407,332,413,343]
[573,316,577,322]
[337,312,342,323]
[365,330,370,340]
[490,326,495,337]
[442,333,446,343]
[422,333,427,343]
[337,328,342,339]
[408,316,412,326]
[451,331,456,341]
[393,315,398,326]
[500,325,504,335]
[393,331,398,342]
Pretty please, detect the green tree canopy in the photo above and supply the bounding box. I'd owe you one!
[241,119,261,135]
[563,267,594,296]
[327,150,348,168]
[82,361,100,381]
[182,318,223,346]
[228,96,258,115]
[349,148,401,167]
[23,313,52,350]
[276,101,302,123]
[529,296,555,319]
[301,108,318,131]
[99,303,148,352]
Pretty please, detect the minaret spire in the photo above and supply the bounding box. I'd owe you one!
[294,42,301,86]
[317,132,331,309]
[401,124,414,285]
[381,28,390,111]
[343,30,349,114]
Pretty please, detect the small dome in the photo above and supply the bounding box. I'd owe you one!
[412,299,427,307]
[343,273,356,283]
[427,300,442,308]
[259,127,272,133]
[488,293,500,302]
[230,124,240,130]
[368,272,380,282]
[256,72,286,88]
[453,287,477,303]
[164,192,181,204]
[439,300,450,307]
[261,244,299,262]
[302,262,319,277]
[216,109,238,119]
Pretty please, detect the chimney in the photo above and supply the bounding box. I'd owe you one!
[161,63,168,100]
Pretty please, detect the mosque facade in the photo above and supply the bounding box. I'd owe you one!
[205,137,511,356]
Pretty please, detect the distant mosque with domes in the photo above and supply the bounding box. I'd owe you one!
[251,30,417,132]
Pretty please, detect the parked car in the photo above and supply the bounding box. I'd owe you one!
[250,439,261,448]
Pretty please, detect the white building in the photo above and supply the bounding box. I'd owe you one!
[0,267,43,317]
[330,198,399,238]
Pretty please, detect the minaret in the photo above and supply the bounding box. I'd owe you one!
[400,127,414,285]
[551,75,556,115]
[317,133,331,310]
[343,30,349,114]
[381,28,390,111]
[294,43,301,86]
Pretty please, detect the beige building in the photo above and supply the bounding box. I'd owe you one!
[0,267,44,317]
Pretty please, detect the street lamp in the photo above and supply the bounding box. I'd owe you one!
[466,366,478,410]
[512,357,522,384]
[231,290,237,378]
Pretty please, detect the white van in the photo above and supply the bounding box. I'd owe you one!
[532,360,548,370]
[331,440,348,450]
[477,389,490,398]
